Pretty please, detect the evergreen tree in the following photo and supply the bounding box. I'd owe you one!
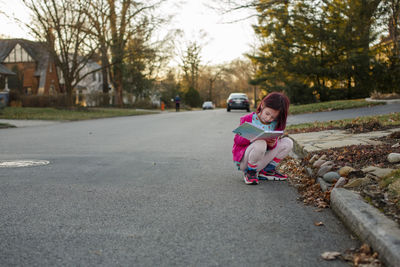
[251,0,383,103]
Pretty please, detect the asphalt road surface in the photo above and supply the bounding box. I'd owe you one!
[3,105,394,266]
[287,102,400,124]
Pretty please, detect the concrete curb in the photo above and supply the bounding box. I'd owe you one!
[290,136,400,267]
[331,188,400,267]
[291,136,308,158]
[365,97,400,104]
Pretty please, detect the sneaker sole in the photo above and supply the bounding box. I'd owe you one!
[244,177,259,185]
[259,175,287,181]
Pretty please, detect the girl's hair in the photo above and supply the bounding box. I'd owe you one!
[256,92,290,130]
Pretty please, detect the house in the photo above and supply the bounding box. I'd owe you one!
[0,39,61,95]
[71,60,104,106]
[0,38,109,107]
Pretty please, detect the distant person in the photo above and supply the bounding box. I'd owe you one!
[174,95,181,112]
[232,92,293,185]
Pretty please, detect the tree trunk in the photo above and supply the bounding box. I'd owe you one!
[113,64,124,107]
[66,85,74,107]
[101,45,110,106]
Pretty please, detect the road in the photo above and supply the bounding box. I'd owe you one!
[2,104,397,266]
[287,102,400,124]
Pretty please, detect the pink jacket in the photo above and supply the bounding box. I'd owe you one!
[232,112,278,162]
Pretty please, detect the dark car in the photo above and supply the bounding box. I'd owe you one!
[226,93,250,112]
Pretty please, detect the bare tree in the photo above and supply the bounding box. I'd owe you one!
[82,0,172,106]
[106,0,167,106]
[386,0,400,58]
[199,65,226,102]
[180,41,202,91]
[22,0,100,106]
[82,0,111,105]
[208,0,283,22]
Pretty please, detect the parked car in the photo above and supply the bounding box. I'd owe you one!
[226,93,250,112]
[202,101,215,110]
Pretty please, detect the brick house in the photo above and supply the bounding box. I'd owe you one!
[0,39,61,95]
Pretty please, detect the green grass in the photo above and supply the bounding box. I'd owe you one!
[289,99,385,115]
[286,112,400,132]
[0,122,15,128]
[379,169,400,200]
[379,169,400,189]
[0,107,159,121]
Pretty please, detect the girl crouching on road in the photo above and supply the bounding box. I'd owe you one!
[232,92,293,185]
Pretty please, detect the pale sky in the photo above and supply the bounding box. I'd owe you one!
[0,0,256,65]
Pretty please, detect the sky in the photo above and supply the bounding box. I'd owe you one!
[0,0,257,65]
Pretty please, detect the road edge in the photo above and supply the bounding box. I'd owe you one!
[331,188,400,267]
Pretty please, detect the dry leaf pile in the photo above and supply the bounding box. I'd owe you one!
[280,157,330,209]
[303,141,400,171]
[321,244,381,266]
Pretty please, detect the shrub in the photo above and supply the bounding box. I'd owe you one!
[184,87,202,107]
[21,94,72,107]
[8,90,21,103]
[132,98,157,109]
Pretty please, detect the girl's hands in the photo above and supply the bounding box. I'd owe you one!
[265,138,277,148]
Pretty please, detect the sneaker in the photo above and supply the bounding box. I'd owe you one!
[244,170,259,185]
[258,169,288,181]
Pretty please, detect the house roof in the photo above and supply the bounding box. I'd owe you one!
[0,39,46,61]
[0,38,53,89]
[0,64,15,75]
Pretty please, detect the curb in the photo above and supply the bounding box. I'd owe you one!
[290,136,400,267]
[331,188,400,267]
[365,97,400,104]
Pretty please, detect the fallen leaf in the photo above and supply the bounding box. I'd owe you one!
[359,243,371,254]
[321,251,341,260]
[314,221,324,226]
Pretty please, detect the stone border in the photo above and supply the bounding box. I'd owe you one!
[331,188,400,267]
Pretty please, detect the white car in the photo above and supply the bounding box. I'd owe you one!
[202,101,215,110]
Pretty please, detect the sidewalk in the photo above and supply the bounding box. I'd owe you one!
[365,97,400,104]
[290,129,400,267]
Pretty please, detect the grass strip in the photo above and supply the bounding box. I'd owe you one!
[287,112,400,132]
[0,107,158,121]
[289,99,385,115]
[0,122,16,128]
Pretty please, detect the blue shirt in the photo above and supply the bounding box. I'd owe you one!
[251,113,277,131]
